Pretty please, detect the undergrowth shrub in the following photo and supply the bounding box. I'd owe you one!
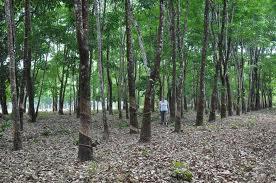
[88,161,98,174]
[73,135,79,145]
[171,160,193,182]
[141,147,151,157]
[117,120,129,129]
[0,120,12,138]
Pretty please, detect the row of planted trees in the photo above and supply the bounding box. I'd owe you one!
[1,0,275,161]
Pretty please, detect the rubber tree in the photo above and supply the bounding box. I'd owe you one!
[139,0,165,142]
[5,0,22,150]
[195,0,210,126]
[95,0,109,140]
[74,0,93,161]
[125,0,139,134]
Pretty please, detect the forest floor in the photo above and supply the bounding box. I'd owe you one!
[0,109,275,183]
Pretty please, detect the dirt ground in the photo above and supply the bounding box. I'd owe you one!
[0,109,275,183]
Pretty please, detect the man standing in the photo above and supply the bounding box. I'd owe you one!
[159,98,169,125]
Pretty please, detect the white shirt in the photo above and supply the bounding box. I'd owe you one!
[159,100,168,112]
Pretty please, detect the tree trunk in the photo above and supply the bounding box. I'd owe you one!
[169,0,176,121]
[106,39,113,115]
[117,32,125,119]
[226,74,233,116]
[249,54,253,111]
[117,78,122,119]
[35,58,47,118]
[219,0,227,119]
[58,64,65,114]
[52,81,58,112]
[209,58,219,121]
[76,76,80,118]
[196,0,210,126]
[151,89,155,112]
[123,77,129,119]
[174,0,189,132]
[24,0,35,122]
[0,78,8,115]
[74,0,92,162]
[125,0,138,134]
[268,87,272,108]
[131,12,148,69]
[5,0,22,150]
[19,72,25,130]
[254,48,261,110]
[95,0,109,140]
[139,0,164,142]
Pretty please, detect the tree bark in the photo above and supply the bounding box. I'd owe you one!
[131,12,148,69]
[5,0,22,150]
[117,32,125,119]
[0,72,8,115]
[95,0,109,140]
[174,0,189,132]
[226,74,233,116]
[106,38,113,115]
[209,57,219,122]
[254,48,261,110]
[74,0,92,162]
[196,0,210,126]
[58,53,68,115]
[24,0,35,122]
[125,0,138,134]
[35,54,47,118]
[219,0,227,119]
[151,89,155,112]
[169,0,176,121]
[139,0,164,142]
[209,4,220,121]
[124,77,129,119]
[235,46,241,116]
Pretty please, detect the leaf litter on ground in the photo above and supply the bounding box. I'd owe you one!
[0,109,275,182]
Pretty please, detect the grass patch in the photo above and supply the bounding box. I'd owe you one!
[56,126,72,135]
[88,161,98,174]
[32,138,39,144]
[0,119,12,138]
[73,135,79,145]
[230,123,240,129]
[41,129,51,137]
[140,147,151,157]
[246,117,257,129]
[230,118,257,130]
[171,160,193,182]
[37,112,52,119]
[117,120,129,129]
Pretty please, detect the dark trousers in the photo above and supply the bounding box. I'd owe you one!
[160,111,166,124]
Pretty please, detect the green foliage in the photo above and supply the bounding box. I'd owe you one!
[41,125,53,137]
[1,0,275,119]
[141,147,151,157]
[230,123,240,129]
[0,120,12,138]
[246,117,257,129]
[206,124,220,131]
[88,161,98,174]
[37,112,52,120]
[73,135,79,146]
[41,128,51,137]
[56,127,72,135]
[32,138,39,144]
[171,160,193,182]
[117,120,129,129]
[230,117,257,129]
